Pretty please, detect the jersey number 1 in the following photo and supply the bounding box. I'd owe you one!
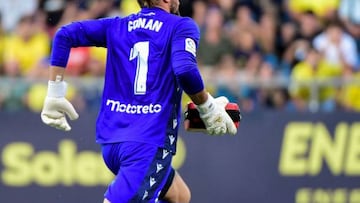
[129,41,149,95]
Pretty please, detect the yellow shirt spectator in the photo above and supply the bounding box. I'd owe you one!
[90,47,107,65]
[86,47,107,76]
[290,60,337,102]
[289,0,340,17]
[3,31,49,76]
[120,0,141,16]
[0,35,4,68]
[340,72,360,111]
[290,61,314,100]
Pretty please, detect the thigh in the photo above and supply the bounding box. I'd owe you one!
[162,171,191,203]
[102,142,173,203]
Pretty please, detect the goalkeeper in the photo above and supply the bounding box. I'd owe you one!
[41,0,237,202]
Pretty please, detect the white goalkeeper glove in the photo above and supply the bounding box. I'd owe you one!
[196,93,237,135]
[41,79,79,131]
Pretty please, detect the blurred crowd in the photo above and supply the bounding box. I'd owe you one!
[1,0,360,113]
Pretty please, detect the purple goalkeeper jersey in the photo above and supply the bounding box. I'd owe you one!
[50,7,203,152]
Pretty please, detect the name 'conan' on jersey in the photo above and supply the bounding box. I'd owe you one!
[50,7,201,153]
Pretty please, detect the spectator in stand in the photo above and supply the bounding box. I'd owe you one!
[289,41,352,112]
[313,20,358,77]
[282,39,310,73]
[119,0,140,16]
[261,88,294,111]
[339,71,360,112]
[65,47,91,76]
[229,3,258,42]
[256,62,274,107]
[287,0,340,21]
[338,0,360,28]
[80,47,107,111]
[197,6,233,68]
[60,47,107,77]
[216,0,236,24]
[281,11,323,72]
[295,11,323,41]
[212,53,256,112]
[289,47,321,111]
[0,77,29,112]
[0,0,38,32]
[77,0,115,20]
[192,0,207,28]
[213,54,241,103]
[232,29,262,76]
[39,0,79,37]
[3,13,50,78]
[275,21,297,75]
[0,15,5,75]
[338,0,360,112]
[87,47,107,76]
[338,0,360,61]
[258,12,278,68]
[2,0,360,113]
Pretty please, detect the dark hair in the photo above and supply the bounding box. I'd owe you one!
[320,13,345,30]
[137,0,159,8]
[302,10,316,17]
[137,0,146,8]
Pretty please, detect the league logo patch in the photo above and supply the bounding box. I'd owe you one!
[185,38,196,57]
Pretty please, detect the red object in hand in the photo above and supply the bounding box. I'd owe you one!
[184,102,242,131]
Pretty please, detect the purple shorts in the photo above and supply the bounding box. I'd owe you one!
[102,142,173,203]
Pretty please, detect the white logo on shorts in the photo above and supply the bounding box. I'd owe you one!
[142,191,148,200]
[156,163,164,173]
[150,177,156,187]
[169,135,175,145]
[162,149,169,159]
[173,119,177,129]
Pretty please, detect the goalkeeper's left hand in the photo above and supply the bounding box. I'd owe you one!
[41,80,79,131]
[196,93,237,135]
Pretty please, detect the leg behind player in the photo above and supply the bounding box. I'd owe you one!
[102,142,190,203]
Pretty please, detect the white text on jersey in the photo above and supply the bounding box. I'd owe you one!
[128,18,163,32]
[106,99,162,114]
